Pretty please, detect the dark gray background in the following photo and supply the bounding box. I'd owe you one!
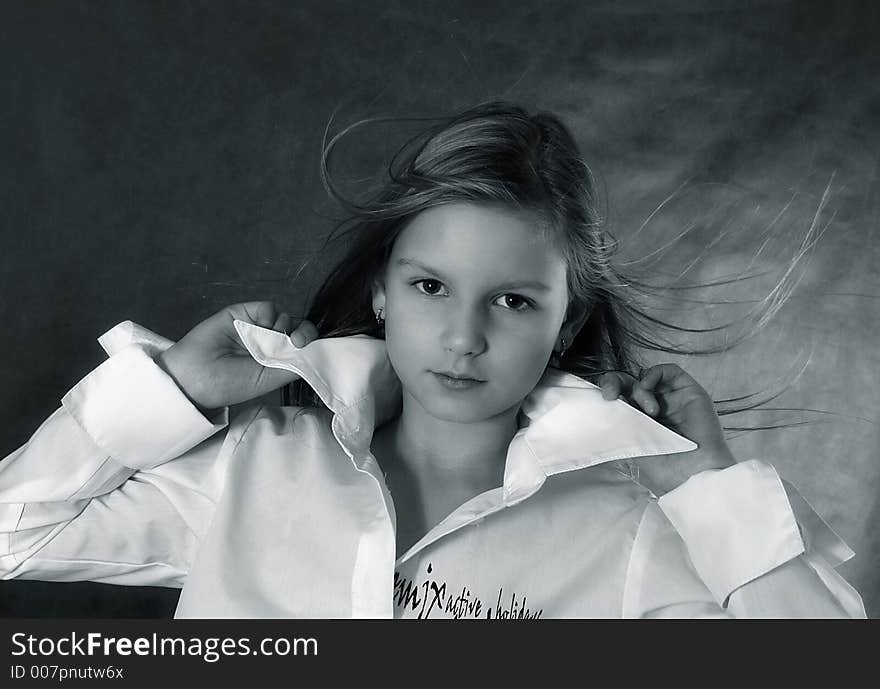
[1,0,877,617]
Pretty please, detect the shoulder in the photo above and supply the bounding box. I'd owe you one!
[621,498,721,617]
[550,466,717,614]
[545,461,655,502]
[541,462,657,527]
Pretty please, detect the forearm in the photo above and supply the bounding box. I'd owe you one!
[726,555,852,618]
[657,460,865,618]
[0,325,231,582]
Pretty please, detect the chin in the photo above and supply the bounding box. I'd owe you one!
[418,397,484,423]
[414,389,515,424]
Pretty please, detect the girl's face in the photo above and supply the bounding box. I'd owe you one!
[373,201,574,424]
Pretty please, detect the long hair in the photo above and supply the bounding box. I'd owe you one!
[290,100,815,434]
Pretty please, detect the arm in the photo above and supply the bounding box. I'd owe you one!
[623,461,865,618]
[1,305,314,588]
[601,364,864,618]
[0,329,234,587]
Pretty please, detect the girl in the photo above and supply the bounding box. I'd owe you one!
[0,101,865,618]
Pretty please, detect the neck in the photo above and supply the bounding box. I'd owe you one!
[382,390,521,491]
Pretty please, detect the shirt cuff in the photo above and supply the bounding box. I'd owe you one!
[779,478,855,568]
[657,459,805,607]
[61,344,229,471]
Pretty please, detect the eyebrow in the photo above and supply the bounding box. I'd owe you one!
[395,258,552,292]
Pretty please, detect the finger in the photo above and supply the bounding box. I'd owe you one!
[238,301,280,329]
[291,319,319,348]
[272,312,293,334]
[638,364,668,393]
[629,367,667,416]
[598,370,635,401]
[631,384,660,416]
[635,363,704,416]
[598,372,620,400]
[597,368,655,415]
[640,363,699,392]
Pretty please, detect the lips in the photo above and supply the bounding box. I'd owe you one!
[432,371,485,390]
[435,370,484,382]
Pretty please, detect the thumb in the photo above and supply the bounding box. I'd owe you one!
[227,301,283,329]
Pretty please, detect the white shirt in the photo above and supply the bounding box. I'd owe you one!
[0,319,866,618]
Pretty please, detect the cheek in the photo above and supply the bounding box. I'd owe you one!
[489,323,557,395]
[386,321,431,369]
[495,319,555,361]
[500,335,554,387]
[383,295,435,369]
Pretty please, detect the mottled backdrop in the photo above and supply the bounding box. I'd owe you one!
[1,0,877,616]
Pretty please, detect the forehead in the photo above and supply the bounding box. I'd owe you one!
[390,202,566,283]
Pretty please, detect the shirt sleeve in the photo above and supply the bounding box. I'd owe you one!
[0,335,238,588]
[622,500,730,618]
[623,460,865,618]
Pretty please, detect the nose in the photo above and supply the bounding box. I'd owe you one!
[442,304,488,357]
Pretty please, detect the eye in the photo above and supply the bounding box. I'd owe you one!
[412,279,448,296]
[494,294,534,312]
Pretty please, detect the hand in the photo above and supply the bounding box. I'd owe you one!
[155,301,319,414]
[598,364,736,496]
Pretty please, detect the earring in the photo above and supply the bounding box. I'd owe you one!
[375,307,385,326]
[549,336,566,369]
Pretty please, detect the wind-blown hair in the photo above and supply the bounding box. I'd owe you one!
[291,100,815,433]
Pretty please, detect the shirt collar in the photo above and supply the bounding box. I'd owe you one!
[96,320,859,595]
[232,320,697,503]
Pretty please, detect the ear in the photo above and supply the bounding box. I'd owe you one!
[559,301,591,347]
[371,275,386,316]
